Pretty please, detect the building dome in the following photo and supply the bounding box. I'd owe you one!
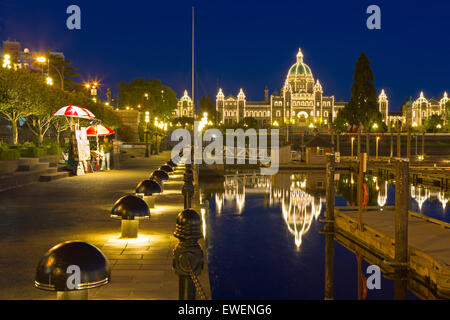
[287,49,313,77]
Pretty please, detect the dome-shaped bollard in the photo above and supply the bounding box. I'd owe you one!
[160,165,174,174]
[151,169,169,192]
[111,195,150,238]
[173,209,204,300]
[167,160,177,168]
[35,241,111,300]
[135,179,162,209]
[151,169,169,181]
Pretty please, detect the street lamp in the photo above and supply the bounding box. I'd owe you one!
[85,81,99,96]
[36,56,64,90]
[145,111,150,158]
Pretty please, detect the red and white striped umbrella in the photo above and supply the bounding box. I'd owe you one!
[86,124,115,137]
[53,105,95,119]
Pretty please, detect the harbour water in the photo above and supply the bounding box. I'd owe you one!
[199,171,449,299]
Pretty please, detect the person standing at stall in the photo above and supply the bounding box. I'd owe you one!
[101,137,112,171]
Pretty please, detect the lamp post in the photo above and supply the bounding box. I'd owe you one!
[85,81,99,99]
[36,56,64,90]
[145,111,150,158]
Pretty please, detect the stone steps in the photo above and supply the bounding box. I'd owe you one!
[38,171,70,182]
[0,157,69,191]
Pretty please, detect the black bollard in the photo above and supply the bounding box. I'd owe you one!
[35,241,111,300]
[173,209,204,300]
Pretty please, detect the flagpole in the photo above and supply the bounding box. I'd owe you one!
[192,6,195,113]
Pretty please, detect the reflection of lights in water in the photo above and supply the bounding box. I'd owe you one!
[415,186,431,211]
[201,208,206,239]
[437,191,449,210]
[377,181,388,207]
[215,174,323,249]
[281,187,323,250]
[215,194,223,214]
[236,191,245,213]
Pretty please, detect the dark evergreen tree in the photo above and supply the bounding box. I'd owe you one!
[341,52,382,130]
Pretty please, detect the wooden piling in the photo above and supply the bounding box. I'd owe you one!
[395,159,409,266]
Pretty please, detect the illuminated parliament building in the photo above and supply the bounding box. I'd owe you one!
[174,48,448,129]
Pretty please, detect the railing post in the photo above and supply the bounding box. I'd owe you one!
[183,164,194,209]
[173,209,204,300]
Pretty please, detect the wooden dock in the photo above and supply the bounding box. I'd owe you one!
[334,207,450,299]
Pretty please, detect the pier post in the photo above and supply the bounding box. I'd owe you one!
[324,228,335,300]
[390,132,393,158]
[358,153,367,230]
[407,128,411,161]
[326,154,335,222]
[397,127,401,158]
[366,132,369,158]
[336,134,340,154]
[357,130,361,158]
[422,132,425,159]
[324,153,335,300]
[395,159,409,267]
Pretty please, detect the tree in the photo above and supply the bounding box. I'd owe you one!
[198,94,216,121]
[340,52,382,130]
[48,54,82,92]
[0,69,42,144]
[423,114,444,133]
[238,117,258,128]
[118,78,177,120]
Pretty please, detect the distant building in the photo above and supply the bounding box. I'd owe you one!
[304,135,333,165]
[173,90,194,118]
[396,91,449,127]
[1,40,65,73]
[215,48,390,129]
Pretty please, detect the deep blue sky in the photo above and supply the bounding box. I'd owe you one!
[0,0,449,110]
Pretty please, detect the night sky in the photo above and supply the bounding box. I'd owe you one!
[0,0,449,110]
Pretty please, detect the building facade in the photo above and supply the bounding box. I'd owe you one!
[2,40,65,72]
[173,48,448,129]
[398,91,448,127]
[215,48,392,128]
[173,90,194,118]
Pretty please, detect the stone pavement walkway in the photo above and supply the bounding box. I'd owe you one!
[0,151,210,300]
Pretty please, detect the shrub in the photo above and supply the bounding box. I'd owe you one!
[0,148,20,161]
[43,140,61,155]
[20,146,47,158]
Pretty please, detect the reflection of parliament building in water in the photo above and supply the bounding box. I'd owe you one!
[214,172,327,249]
[212,173,449,250]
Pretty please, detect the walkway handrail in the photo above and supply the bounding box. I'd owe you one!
[408,210,450,229]
[335,206,450,230]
